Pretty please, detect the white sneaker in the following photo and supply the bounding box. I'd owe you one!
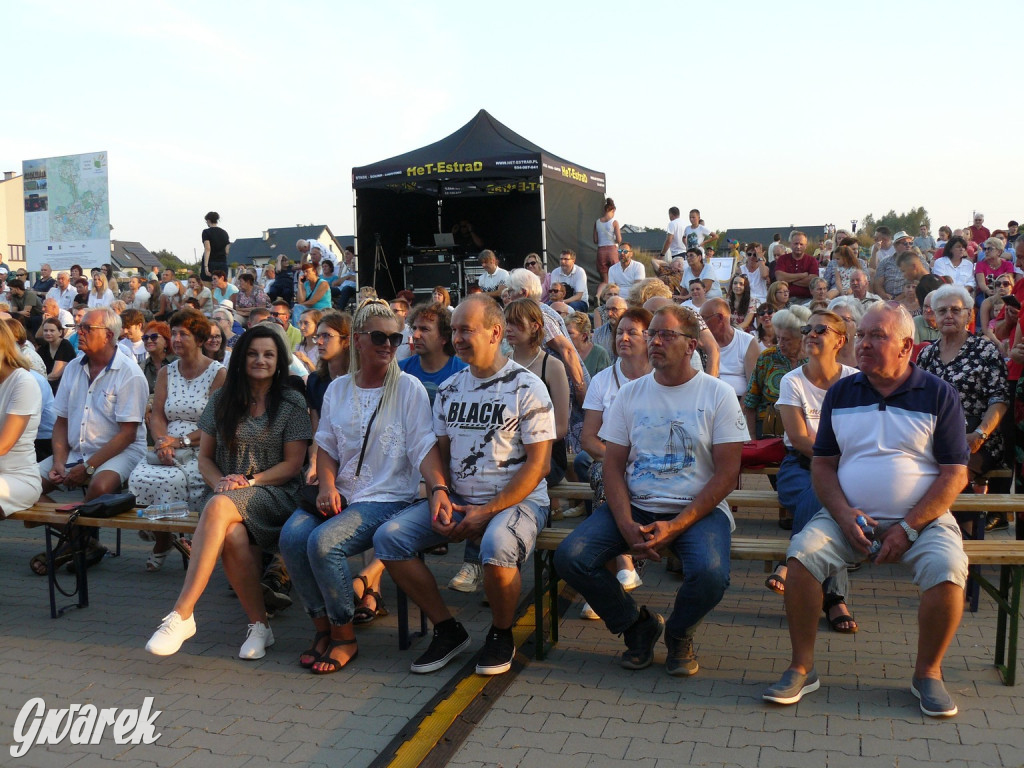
[239,622,274,660]
[617,568,643,592]
[580,602,600,620]
[146,611,196,656]
[448,563,483,593]
[561,504,585,518]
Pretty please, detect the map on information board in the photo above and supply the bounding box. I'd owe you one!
[23,151,110,270]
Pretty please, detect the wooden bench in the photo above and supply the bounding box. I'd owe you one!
[531,492,1024,686]
[9,503,196,618]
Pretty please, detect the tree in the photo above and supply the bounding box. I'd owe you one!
[859,207,930,238]
[152,249,200,275]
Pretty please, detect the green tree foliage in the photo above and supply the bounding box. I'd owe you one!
[152,249,200,275]
[859,207,930,238]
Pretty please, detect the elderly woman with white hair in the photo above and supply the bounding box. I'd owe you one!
[826,296,866,368]
[278,300,446,674]
[916,284,1008,527]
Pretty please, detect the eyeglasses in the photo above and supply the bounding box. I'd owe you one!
[745,252,757,257]
[933,306,967,317]
[77,324,108,333]
[642,329,697,342]
[271,311,290,318]
[141,333,162,341]
[800,324,840,337]
[757,308,774,317]
[356,330,404,347]
[996,281,1013,287]
[524,261,538,267]
[315,332,342,342]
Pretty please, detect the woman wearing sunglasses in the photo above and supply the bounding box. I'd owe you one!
[522,253,550,303]
[141,321,177,395]
[768,311,858,632]
[279,300,445,674]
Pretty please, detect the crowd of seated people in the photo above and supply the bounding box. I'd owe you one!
[0,212,1020,720]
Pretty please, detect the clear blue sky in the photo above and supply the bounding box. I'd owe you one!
[4,0,1021,262]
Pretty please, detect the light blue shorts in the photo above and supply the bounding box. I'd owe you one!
[373,496,548,569]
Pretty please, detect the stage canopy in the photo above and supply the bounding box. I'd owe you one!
[351,109,606,295]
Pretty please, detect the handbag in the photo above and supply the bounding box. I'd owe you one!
[297,481,347,519]
[741,438,786,468]
[74,492,138,519]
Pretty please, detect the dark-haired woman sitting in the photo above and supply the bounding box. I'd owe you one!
[145,325,311,660]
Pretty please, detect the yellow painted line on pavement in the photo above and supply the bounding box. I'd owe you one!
[385,603,542,768]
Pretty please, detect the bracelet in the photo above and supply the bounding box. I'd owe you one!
[431,484,451,496]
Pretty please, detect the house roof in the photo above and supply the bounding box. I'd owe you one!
[230,225,345,266]
[110,240,161,270]
[721,226,828,249]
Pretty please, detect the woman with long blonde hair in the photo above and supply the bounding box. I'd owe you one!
[0,321,43,516]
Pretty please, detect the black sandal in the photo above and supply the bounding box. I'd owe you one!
[353,586,388,625]
[765,563,786,595]
[299,630,331,669]
[823,594,858,634]
[30,545,74,576]
[65,540,108,574]
[311,639,358,675]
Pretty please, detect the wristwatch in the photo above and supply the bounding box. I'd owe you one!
[245,475,256,487]
[431,484,451,496]
[84,461,96,477]
[973,428,988,441]
[898,519,919,544]
[180,435,192,448]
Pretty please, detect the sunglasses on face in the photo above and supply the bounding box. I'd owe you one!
[525,261,538,267]
[800,324,840,336]
[142,333,162,342]
[757,308,774,317]
[357,330,404,347]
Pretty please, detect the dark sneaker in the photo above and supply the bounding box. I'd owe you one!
[475,627,515,675]
[620,607,664,670]
[763,668,820,704]
[664,633,699,676]
[911,676,958,717]
[410,621,471,674]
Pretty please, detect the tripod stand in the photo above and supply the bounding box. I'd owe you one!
[373,233,397,297]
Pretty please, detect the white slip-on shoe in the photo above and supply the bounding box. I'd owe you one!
[146,611,196,656]
[239,622,275,660]
[617,568,643,591]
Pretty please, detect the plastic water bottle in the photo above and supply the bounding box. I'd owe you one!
[855,514,882,558]
[138,501,190,520]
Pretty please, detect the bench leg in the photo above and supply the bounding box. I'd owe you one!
[993,564,1022,686]
[534,552,545,660]
[396,552,428,652]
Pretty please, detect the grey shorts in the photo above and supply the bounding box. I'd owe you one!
[787,508,968,591]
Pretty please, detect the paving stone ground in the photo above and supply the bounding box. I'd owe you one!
[1,481,1021,767]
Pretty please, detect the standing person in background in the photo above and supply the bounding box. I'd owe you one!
[969,213,991,246]
[201,212,231,281]
[660,207,686,261]
[684,209,714,251]
[46,271,75,311]
[593,198,621,303]
[915,224,937,260]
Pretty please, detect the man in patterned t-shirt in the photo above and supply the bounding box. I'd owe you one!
[375,295,555,677]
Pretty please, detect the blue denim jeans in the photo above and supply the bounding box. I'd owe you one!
[554,502,731,638]
[373,497,548,569]
[279,500,408,625]
[776,453,849,599]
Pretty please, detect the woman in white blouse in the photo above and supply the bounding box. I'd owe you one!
[279,300,446,674]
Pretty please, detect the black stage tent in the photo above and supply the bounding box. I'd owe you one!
[351,109,605,297]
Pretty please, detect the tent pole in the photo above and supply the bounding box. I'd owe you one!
[538,175,548,272]
[351,188,359,290]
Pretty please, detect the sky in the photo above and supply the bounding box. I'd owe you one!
[3,0,1022,265]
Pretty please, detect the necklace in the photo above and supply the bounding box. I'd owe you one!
[515,348,543,369]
